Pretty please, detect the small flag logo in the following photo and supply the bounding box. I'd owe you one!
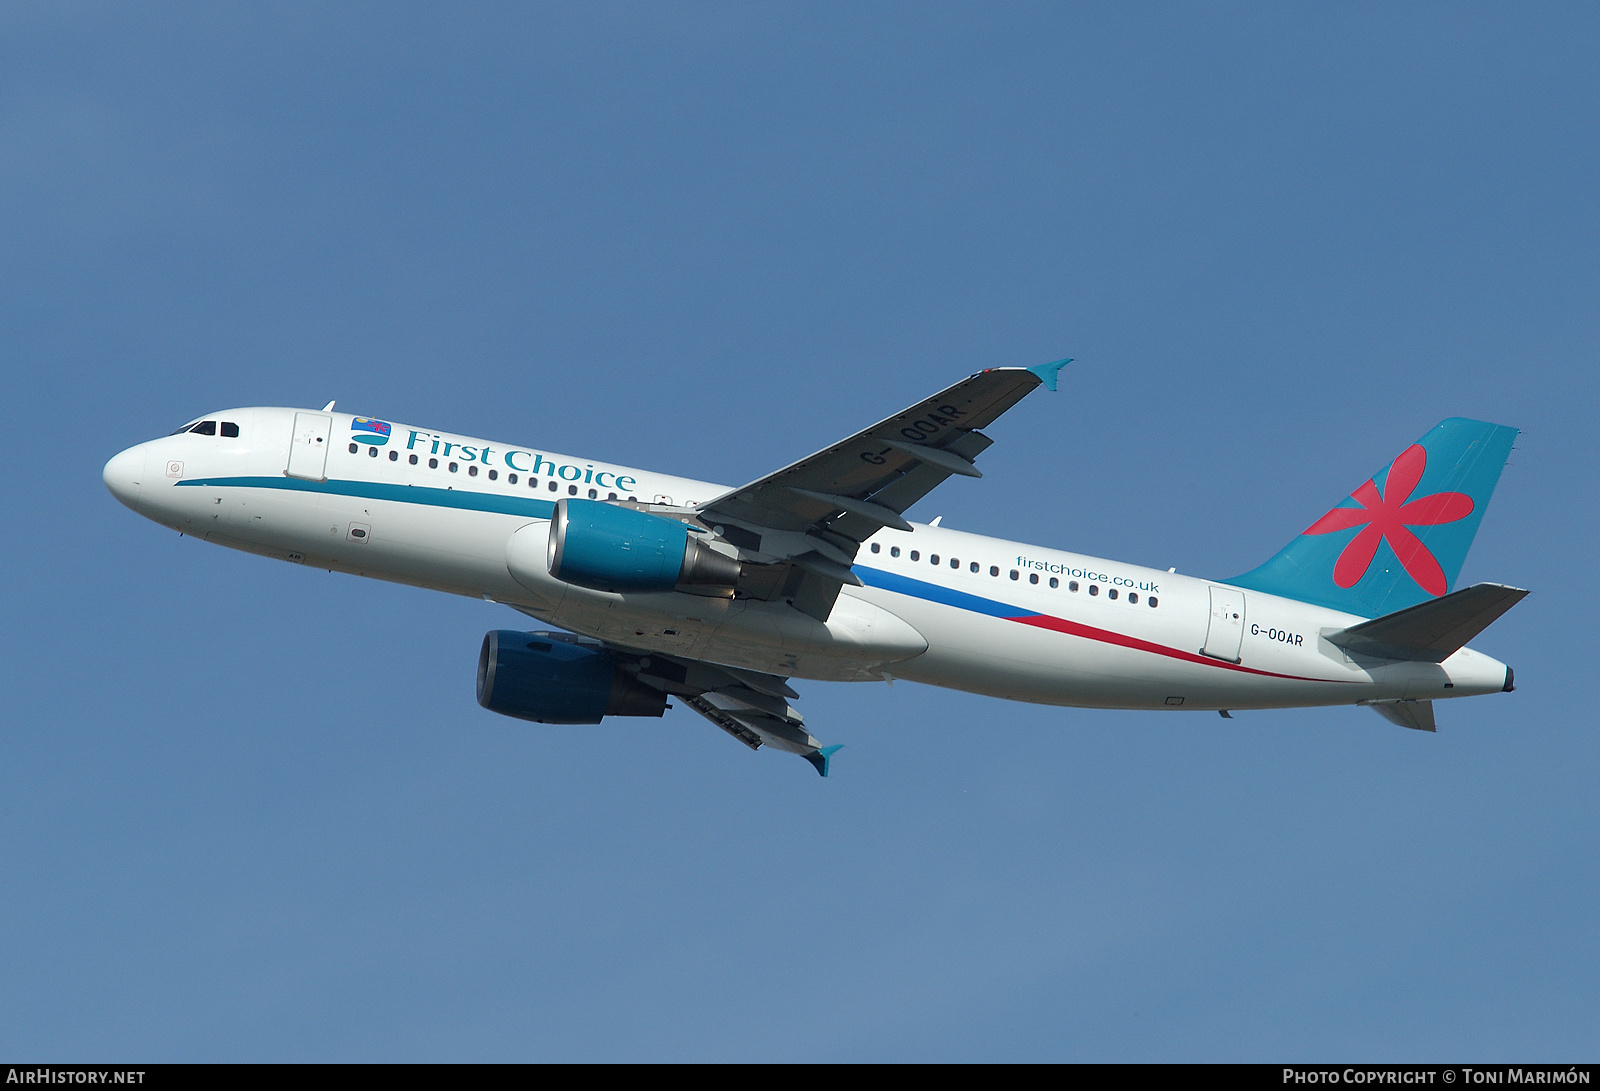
[352,418,392,446]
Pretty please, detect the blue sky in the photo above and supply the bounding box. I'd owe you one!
[2,3,1595,1060]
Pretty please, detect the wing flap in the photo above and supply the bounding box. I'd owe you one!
[604,643,837,774]
[1365,699,1438,732]
[680,693,765,750]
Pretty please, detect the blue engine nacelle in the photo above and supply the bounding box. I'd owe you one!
[476,630,667,724]
[546,498,741,595]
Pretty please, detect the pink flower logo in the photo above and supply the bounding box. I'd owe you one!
[1303,444,1473,597]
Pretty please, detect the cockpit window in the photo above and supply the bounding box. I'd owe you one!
[189,421,217,436]
[169,419,202,435]
[220,422,239,438]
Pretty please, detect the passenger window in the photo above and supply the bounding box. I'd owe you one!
[220,422,239,438]
[950,558,959,569]
[588,488,597,498]
[1029,573,1039,585]
[1129,592,1138,604]
[969,562,978,573]
[608,492,617,500]
[548,481,557,492]
[1108,588,1118,600]
[871,543,880,553]
[989,566,999,577]
[1009,570,1019,581]
[568,485,578,495]
[890,547,900,558]
[449,462,459,473]
[191,421,216,436]
[487,469,497,480]
[428,458,438,469]
[1089,584,1099,596]
[389,450,398,461]
[1049,577,1058,588]
[410,454,418,465]
[468,464,478,476]
[930,554,939,565]
[1149,597,1159,608]
[508,473,518,484]
[368,446,378,457]
[1069,581,1079,592]
[348,443,359,454]
[910,551,920,561]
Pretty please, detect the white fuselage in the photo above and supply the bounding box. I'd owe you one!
[103,407,1512,711]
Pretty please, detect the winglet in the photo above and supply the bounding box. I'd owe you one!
[1026,358,1072,391]
[804,744,844,778]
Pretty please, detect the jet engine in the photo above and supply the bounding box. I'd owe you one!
[476,630,667,724]
[546,498,740,596]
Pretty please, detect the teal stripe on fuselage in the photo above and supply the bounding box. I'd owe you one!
[184,477,1031,618]
[176,476,558,520]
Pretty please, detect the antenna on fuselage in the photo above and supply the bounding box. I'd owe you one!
[321,400,336,412]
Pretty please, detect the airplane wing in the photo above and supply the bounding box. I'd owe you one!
[500,619,840,774]
[677,693,840,776]
[611,638,840,775]
[698,360,1068,619]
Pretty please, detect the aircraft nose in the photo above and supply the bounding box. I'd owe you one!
[103,445,145,510]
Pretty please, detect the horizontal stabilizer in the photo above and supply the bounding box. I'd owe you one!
[1327,583,1528,662]
[1366,700,1437,732]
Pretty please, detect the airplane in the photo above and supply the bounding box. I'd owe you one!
[102,361,1525,776]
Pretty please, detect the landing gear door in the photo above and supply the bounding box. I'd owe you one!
[286,412,332,482]
[1202,586,1246,663]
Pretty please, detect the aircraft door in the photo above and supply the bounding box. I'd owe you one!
[286,412,331,481]
[1201,586,1246,662]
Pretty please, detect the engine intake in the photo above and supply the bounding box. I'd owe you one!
[547,498,739,595]
[477,630,667,724]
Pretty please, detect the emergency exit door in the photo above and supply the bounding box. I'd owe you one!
[286,412,331,481]
[1201,586,1246,663]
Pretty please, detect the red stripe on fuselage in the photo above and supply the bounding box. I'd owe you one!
[1005,613,1344,683]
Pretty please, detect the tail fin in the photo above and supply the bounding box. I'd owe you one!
[1229,418,1518,617]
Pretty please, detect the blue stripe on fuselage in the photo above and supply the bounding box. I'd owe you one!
[853,565,1033,620]
[176,476,559,520]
